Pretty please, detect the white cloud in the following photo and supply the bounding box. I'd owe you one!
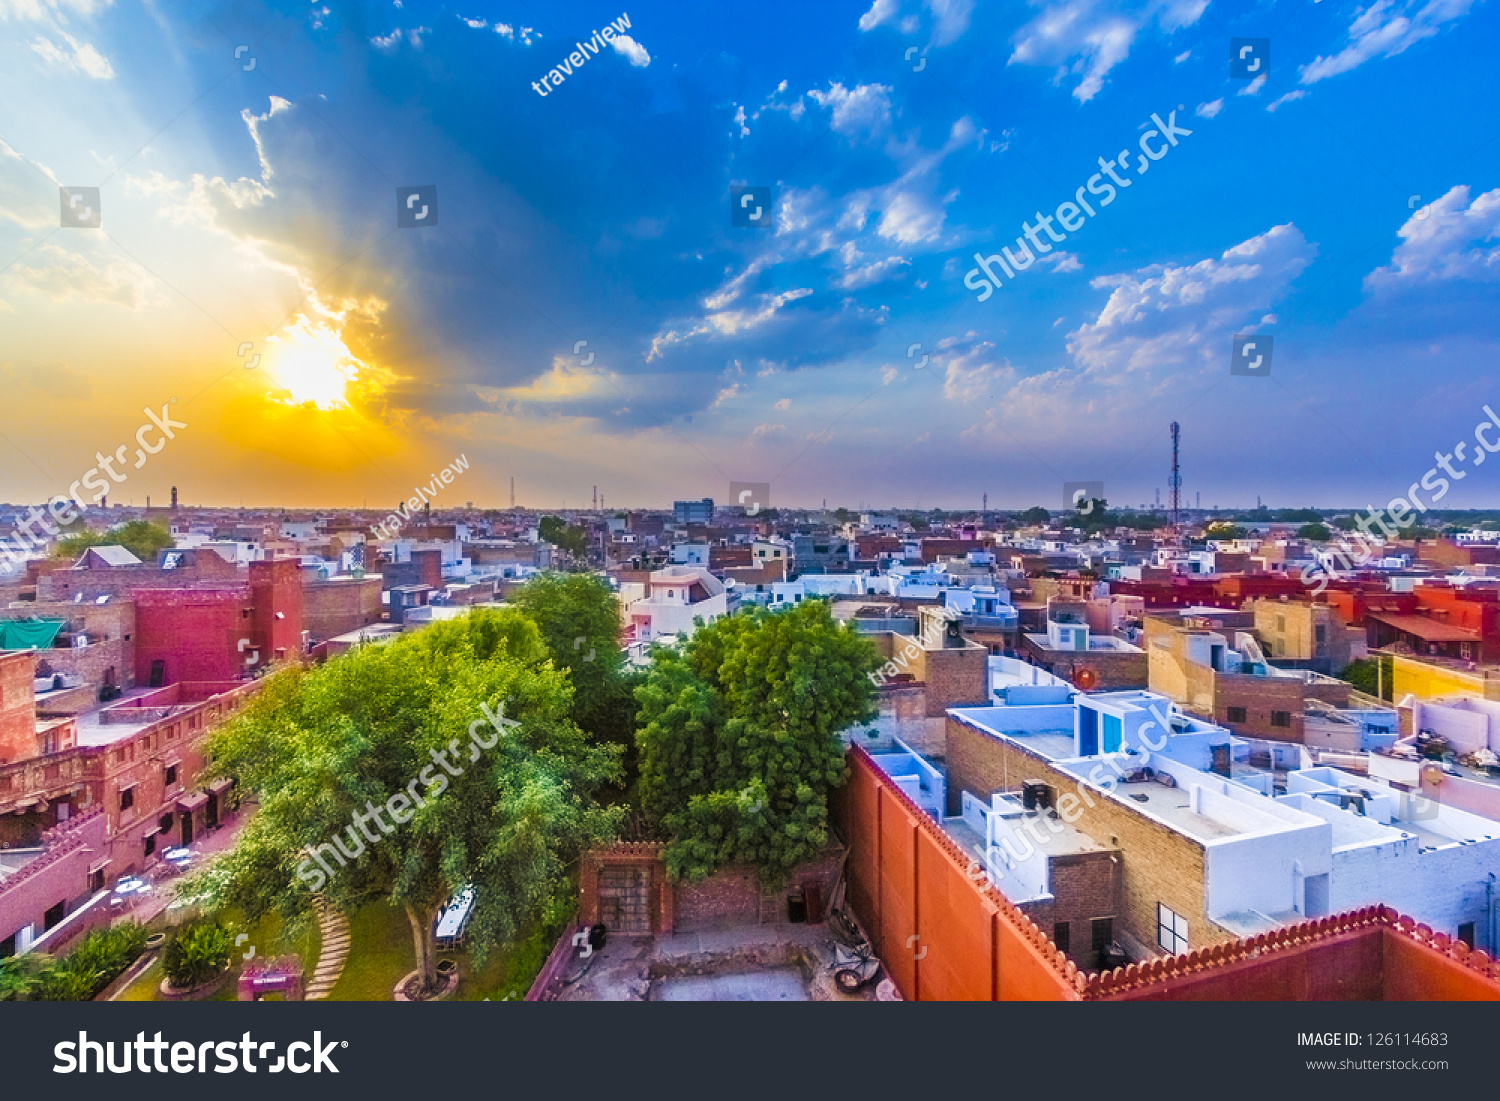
[1301,0,1474,85]
[3,242,157,307]
[1238,73,1266,96]
[1009,0,1208,103]
[857,0,973,45]
[1195,98,1222,118]
[27,29,112,77]
[1364,185,1500,290]
[1035,250,1082,272]
[1174,48,1191,63]
[808,82,892,139]
[938,333,1016,401]
[774,398,792,410]
[1266,90,1305,112]
[611,33,650,67]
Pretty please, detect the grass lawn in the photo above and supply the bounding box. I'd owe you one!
[115,908,320,1002]
[327,900,564,1001]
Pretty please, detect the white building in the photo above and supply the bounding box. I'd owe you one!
[623,565,728,649]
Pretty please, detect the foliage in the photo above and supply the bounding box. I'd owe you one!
[53,520,174,563]
[635,600,880,885]
[1019,506,1051,525]
[0,922,150,1001]
[1340,656,1393,700]
[1298,522,1331,542]
[1333,515,1359,531]
[537,516,588,558]
[162,921,233,989]
[509,573,639,754]
[186,606,623,995]
[1204,521,1248,539]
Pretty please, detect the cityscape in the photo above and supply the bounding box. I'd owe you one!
[1,0,1498,1081]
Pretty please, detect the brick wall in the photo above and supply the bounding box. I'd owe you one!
[302,576,383,641]
[0,650,35,764]
[1018,850,1120,970]
[943,714,1229,959]
[134,587,250,684]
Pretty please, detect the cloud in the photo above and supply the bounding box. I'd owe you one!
[1009,0,1208,103]
[1238,73,1266,96]
[369,26,429,52]
[1266,90,1305,112]
[808,82,892,139]
[611,33,651,67]
[1364,185,1500,291]
[1035,250,1082,272]
[774,397,792,409]
[938,333,1017,400]
[1195,98,1222,119]
[27,29,113,77]
[857,0,973,45]
[1301,0,1474,85]
[3,242,158,307]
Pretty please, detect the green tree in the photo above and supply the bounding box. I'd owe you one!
[186,607,622,996]
[1204,521,1247,539]
[635,601,880,884]
[1298,522,1332,542]
[510,573,640,753]
[1020,506,1051,525]
[53,519,174,562]
[538,515,588,559]
[1340,656,1393,700]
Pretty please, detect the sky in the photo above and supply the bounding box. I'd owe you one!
[1,0,1498,513]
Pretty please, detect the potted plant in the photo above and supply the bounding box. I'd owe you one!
[160,920,233,998]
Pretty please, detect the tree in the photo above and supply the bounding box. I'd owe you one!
[1340,656,1393,700]
[509,573,640,753]
[1298,522,1331,542]
[187,607,622,996]
[53,519,174,562]
[1020,506,1051,525]
[538,515,588,559]
[1204,521,1247,539]
[635,601,880,884]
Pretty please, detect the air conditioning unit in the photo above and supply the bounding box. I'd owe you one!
[1022,780,1054,811]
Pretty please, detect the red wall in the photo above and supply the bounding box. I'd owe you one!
[134,588,249,685]
[0,650,36,765]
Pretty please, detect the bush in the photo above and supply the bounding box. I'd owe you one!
[162,921,233,990]
[1,922,149,1001]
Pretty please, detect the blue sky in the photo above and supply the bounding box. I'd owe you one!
[2,0,1498,511]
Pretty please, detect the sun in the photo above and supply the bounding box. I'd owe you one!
[262,318,378,410]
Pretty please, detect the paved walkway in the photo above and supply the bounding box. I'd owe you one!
[305,901,350,1000]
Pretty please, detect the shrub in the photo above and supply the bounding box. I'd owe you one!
[1,922,149,1001]
[162,921,233,990]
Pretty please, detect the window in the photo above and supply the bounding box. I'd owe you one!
[144,832,155,857]
[1271,710,1292,728]
[1226,706,1248,724]
[1459,922,1476,949]
[1277,614,1286,633]
[1091,917,1113,953]
[119,787,134,812]
[89,869,105,893]
[1053,922,1071,954]
[164,764,178,787]
[1158,903,1189,954]
[1315,625,1326,645]
[159,813,173,833]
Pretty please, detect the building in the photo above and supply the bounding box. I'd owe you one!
[1020,598,1147,689]
[622,565,728,652]
[1248,597,1353,673]
[673,498,715,525]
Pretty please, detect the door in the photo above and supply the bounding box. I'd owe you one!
[180,812,194,847]
[206,793,219,830]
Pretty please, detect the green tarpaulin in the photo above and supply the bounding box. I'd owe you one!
[0,619,65,650]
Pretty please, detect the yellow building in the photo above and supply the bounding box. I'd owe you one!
[1391,652,1500,701]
